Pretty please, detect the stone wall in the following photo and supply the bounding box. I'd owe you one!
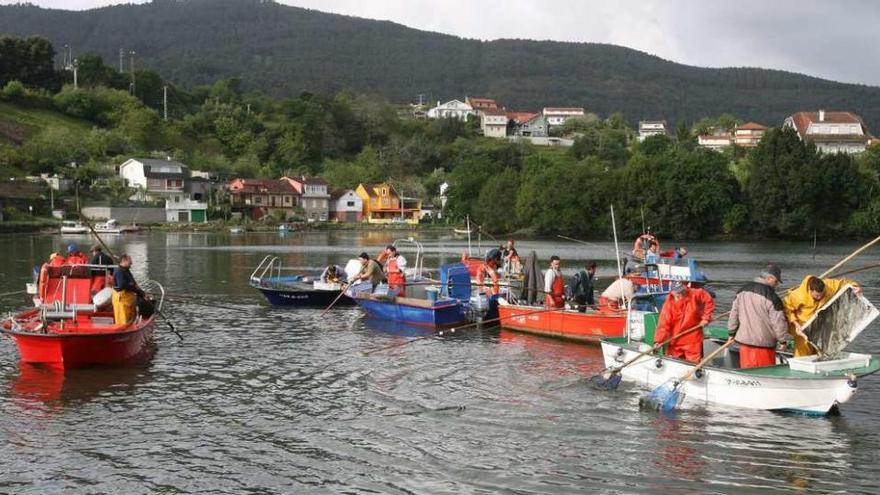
[81,207,166,223]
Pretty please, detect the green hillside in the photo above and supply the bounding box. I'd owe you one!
[0,101,91,146]
[1,0,879,129]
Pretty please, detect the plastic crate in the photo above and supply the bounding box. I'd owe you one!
[788,352,871,374]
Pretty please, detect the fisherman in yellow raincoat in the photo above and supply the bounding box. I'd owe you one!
[783,275,861,356]
[112,254,143,325]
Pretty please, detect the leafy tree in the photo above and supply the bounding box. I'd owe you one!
[474,168,520,233]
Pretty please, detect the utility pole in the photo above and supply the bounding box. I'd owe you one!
[119,48,124,73]
[72,60,78,89]
[129,50,136,96]
[163,85,168,120]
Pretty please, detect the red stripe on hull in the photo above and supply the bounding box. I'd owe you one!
[498,304,626,343]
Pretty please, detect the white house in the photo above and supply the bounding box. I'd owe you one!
[543,107,585,126]
[480,107,509,138]
[165,195,208,223]
[119,157,207,222]
[427,99,474,120]
[119,158,188,201]
[783,110,871,154]
[329,189,363,223]
[638,121,668,142]
[697,133,733,151]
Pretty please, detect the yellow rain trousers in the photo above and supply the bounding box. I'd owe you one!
[783,276,857,356]
[112,289,137,325]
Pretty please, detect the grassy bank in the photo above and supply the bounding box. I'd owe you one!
[0,218,60,233]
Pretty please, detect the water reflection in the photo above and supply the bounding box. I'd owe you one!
[5,361,154,408]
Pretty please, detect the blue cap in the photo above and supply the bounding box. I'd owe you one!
[66,243,78,254]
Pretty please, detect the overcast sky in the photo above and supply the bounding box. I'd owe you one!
[4,0,880,86]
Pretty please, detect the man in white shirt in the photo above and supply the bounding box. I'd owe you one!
[599,277,639,311]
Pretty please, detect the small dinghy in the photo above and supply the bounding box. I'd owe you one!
[249,255,356,307]
[600,286,880,415]
[349,262,473,328]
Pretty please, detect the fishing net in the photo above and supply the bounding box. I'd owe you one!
[803,286,879,360]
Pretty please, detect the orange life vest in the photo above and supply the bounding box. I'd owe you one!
[386,257,406,297]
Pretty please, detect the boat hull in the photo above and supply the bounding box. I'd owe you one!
[499,303,626,343]
[256,287,355,307]
[600,339,879,414]
[353,296,468,328]
[3,319,156,369]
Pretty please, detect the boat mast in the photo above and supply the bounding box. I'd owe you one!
[466,215,472,256]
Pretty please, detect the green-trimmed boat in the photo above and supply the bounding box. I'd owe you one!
[600,287,880,415]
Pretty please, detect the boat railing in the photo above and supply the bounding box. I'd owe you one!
[393,237,424,280]
[141,279,166,313]
[250,255,282,285]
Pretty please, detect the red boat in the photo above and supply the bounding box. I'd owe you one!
[1,264,161,369]
[497,300,627,343]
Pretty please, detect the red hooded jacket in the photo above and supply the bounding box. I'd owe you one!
[654,287,714,348]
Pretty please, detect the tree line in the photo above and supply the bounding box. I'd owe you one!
[0,35,878,239]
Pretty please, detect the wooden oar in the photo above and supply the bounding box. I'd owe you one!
[590,310,732,391]
[818,234,880,278]
[640,338,735,413]
[832,262,880,278]
[321,282,350,315]
[361,304,566,356]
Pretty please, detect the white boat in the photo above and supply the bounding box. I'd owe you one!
[60,221,89,234]
[229,227,245,234]
[601,286,880,415]
[93,219,123,234]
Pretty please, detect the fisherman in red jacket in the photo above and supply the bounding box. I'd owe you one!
[477,249,502,296]
[654,280,715,363]
[544,255,565,309]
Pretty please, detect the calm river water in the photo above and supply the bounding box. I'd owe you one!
[2,230,880,494]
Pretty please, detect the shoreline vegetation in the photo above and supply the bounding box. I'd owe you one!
[1,35,879,242]
[0,217,868,244]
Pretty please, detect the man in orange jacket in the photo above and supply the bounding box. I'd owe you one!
[654,281,715,363]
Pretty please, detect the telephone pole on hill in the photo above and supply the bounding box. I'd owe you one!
[119,48,124,73]
[129,50,136,96]
[163,85,168,120]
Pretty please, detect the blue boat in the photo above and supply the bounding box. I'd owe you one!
[350,262,473,328]
[249,256,354,307]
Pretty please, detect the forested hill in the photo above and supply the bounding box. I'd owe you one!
[3,0,880,128]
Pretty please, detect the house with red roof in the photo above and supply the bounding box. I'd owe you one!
[329,189,363,223]
[282,175,330,222]
[480,107,509,138]
[734,122,768,147]
[465,97,498,112]
[783,110,871,154]
[228,178,299,220]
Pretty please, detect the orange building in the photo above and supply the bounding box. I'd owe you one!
[354,183,421,224]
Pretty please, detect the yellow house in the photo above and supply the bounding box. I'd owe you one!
[355,183,422,224]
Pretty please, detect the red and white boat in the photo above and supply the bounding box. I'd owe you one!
[1,264,163,369]
[497,299,627,343]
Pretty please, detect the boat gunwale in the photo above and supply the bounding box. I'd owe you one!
[602,338,880,380]
[1,313,157,339]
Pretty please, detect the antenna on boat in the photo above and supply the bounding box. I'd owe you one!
[466,215,472,256]
[610,205,627,328]
[640,206,646,234]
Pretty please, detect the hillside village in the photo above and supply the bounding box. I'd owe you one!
[3,101,876,228]
[424,97,878,154]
